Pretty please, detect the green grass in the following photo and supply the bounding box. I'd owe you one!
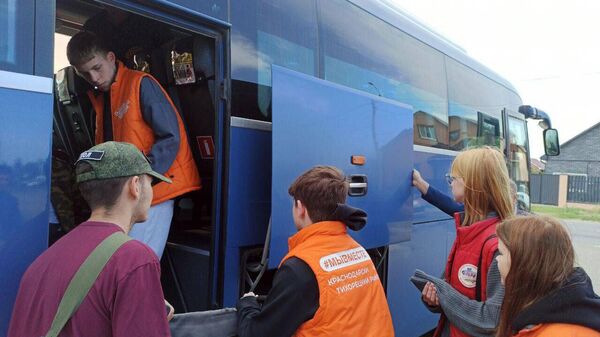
[532,204,600,222]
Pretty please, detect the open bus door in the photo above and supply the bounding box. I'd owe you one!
[52,0,231,312]
[268,66,414,270]
[0,0,54,332]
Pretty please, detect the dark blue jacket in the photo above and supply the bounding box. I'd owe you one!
[422,185,464,216]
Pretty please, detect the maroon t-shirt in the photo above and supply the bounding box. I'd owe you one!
[7,221,171,337]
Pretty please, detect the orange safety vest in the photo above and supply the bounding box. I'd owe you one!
[514,323,600,337]
[88,62,201,205]
[281,221,395,337]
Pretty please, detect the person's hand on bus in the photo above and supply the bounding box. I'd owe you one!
[422,282,439,307]
[412,169,430,195]
[165,299,175,321]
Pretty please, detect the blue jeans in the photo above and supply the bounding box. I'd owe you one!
[129,199,174,258]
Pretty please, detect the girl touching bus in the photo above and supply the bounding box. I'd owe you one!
[412,146,514,337]
[495,215,600,337]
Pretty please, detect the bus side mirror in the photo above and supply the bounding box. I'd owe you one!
[543,128,560,156]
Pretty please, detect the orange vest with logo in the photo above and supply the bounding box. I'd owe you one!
[514,323,600,337]
[88,62,201,205]
[281,221,395,337]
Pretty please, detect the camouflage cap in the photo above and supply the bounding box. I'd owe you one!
[75,141,172,184]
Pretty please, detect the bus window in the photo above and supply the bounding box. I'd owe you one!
[54,34,71,72]
[446,57,506,150]
[231,0,318,121]
[508,116,530,209]
[477,111,501,145]
[256,31,315,116]
[318,0,449,149]
[168,0,227,21]
[0,0,34,73]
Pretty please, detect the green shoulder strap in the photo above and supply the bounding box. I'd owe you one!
[45,231,131,337]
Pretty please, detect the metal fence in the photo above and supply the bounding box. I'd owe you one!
[567,175,600,204]
[530,174,560,205]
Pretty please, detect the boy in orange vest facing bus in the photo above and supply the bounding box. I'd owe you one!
[66,31,200,258]
[237,165,394,337]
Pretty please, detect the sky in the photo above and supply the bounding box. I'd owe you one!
[389,0,600,159]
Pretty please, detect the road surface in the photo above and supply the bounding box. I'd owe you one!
[564,219,600,291]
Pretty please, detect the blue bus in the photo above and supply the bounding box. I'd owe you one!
[0,0,559,335]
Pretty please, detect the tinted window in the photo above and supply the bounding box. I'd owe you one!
[231,0,318,121]
[508,116,529,209]
[319,0,448,148]
[446,58,509,151]
[0,0,33,74]
[168,0,228,21]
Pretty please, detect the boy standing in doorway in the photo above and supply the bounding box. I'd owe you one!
[67,31,201,258]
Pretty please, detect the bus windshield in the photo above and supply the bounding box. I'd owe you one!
[508,116,530,210]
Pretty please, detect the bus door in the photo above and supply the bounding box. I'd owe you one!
[53,0,231,311]
[503,108,531,211]
[268,65,414,269]
[0,0,54,332]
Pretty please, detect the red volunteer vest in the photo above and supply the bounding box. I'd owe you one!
[88,62,201,205]
[281,221,394,337]
[434,214,500,337]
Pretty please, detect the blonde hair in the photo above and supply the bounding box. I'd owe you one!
[451,146,514,226]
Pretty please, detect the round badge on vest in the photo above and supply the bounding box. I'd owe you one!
[458,264,478,288]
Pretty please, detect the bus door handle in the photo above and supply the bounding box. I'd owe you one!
[348,175,368,197]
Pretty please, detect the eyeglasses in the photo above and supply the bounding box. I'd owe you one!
[445,173,458,185]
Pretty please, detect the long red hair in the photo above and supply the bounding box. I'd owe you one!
[451,146,514,226]
[495,215,575,337]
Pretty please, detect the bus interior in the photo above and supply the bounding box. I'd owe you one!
[53,0,220,312]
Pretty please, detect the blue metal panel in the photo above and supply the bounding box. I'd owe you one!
[270,66,414,268]
[222,125,272,306]
[0,87,52,334]
[33,0,55,77]
[391,148,457,334]
[413,149,455,224]
[387,219,455,336]
[0,0,34,74]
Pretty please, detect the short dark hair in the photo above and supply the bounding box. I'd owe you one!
[76,162,130,210]
[288,166,348,223]
[67,31,111,65]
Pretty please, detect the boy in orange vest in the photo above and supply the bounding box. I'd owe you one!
[237,166,394,337]
[66,31,200,258]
